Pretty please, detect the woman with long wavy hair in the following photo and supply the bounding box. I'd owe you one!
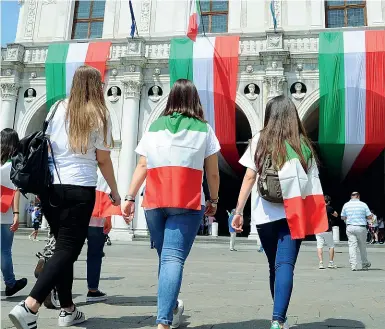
[10,66,120,328]
[232,96,318,329]
[121,79,220,329]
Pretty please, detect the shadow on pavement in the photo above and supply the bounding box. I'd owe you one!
[76,295,157,307]
[74,276,125,281]
[187,318,366,329]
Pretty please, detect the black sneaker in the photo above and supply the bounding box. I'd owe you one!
[5,278,28,297]
[86,290,108,303]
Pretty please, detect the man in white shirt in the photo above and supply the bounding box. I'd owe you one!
[341,192,372,271]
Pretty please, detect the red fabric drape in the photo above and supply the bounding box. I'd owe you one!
[85,42,112,82]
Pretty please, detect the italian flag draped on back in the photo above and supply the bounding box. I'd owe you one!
[279,143,328,239]
[319,30,385,179]
[169,37,241,174]
[1,162,16,213]
[92,170,122,218]
[143,113,208,210]
[45,42,111,108]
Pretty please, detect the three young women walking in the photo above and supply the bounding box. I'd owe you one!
[9,66,120,329]
[232,96,321,329]
[121,79,220,329]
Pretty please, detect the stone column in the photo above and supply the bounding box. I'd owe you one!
[248,189,261,246]
[0,83,19,130]
[109,78,142,241]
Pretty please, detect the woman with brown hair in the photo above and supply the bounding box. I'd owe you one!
[232,96,319,329]
[9,66,120,328]
[121,79,220,329]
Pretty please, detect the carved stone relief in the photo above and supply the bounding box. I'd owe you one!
[264,76,286,100]
[25,0,38,39]
[24,88,37,103]
[107,86,122,103]
[139,0,151,33]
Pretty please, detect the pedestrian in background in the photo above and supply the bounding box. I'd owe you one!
[227,209,237,251]
[121,79,220,329]
[1,128,28,297]
[29,206,41,241]
[341,192,372,271]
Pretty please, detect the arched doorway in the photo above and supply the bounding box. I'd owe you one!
[302,99,385,240]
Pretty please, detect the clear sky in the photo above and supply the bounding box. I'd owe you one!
[1,1,20,47]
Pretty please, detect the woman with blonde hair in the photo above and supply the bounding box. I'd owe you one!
[121,79,220,329]
[10,66,120,328]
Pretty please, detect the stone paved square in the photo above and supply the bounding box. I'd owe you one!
[1,237,385,329]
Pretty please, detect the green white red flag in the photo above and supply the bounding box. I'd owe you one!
[1,162,16,213]
[279,143,328,239]
[169,36,241,175]
[319,30,385,179]
[143,113,209,210]
[45,42,111,108]
[187,0,201,41]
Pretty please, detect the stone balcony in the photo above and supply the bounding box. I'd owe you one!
[1,31,320,69]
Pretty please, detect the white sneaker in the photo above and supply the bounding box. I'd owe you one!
[319,262,325,269]
[328,261,337,269]
[283,318,290,329]
[171,299,184,328]
[58,307,86,327]
[9,302,39,329]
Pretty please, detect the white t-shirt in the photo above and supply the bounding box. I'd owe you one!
[135,123,220,206]
[239,134,286,225]
[46,100,112,186]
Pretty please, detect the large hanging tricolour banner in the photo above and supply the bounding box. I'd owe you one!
[169,37,242,175]
[318,30,385,179]
[45,42,111,108]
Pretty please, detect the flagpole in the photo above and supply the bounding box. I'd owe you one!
[197,0,206,37]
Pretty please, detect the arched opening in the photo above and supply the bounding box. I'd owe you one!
[303,105,385,241]
[214,106,252,237]
[25,104,47,136]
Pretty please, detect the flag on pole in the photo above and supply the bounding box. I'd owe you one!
[1,162,16,213]
[169,37,242,174]
[318,30,385,179]
[45,42,111,108]
[129,0,137,38]
[92,170,122,218]
[270,0,277,32]
[278,143,328,239]
[187,0,201,41]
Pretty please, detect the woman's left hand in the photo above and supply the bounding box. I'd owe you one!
[10,214,20,232]
[232,214,244,233]
[205,201,217,216]
[121,200,135,224]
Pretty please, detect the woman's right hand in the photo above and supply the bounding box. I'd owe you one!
[110,190,121,206]
[121,200,135,224]
[232,214,244,233]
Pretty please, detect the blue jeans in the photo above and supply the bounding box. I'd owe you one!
[87,226,105,290]
[1,224,16,287]
[145,207,204,325]
[257,219,302,323]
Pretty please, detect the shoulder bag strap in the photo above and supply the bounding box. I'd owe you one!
[43,100,61,134]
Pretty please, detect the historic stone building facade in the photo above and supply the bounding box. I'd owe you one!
[1,0,385,239]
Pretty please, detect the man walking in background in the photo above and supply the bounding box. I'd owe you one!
[316,195,338,269]
[341,192,372,271]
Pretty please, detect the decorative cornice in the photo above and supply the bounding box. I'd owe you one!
[1,83,20,100]
[5,44,25,62]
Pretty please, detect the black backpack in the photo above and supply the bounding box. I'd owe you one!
[10,102,60,196]
[257,154,283,204]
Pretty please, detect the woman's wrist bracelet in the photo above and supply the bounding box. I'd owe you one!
[13,211,20,215]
